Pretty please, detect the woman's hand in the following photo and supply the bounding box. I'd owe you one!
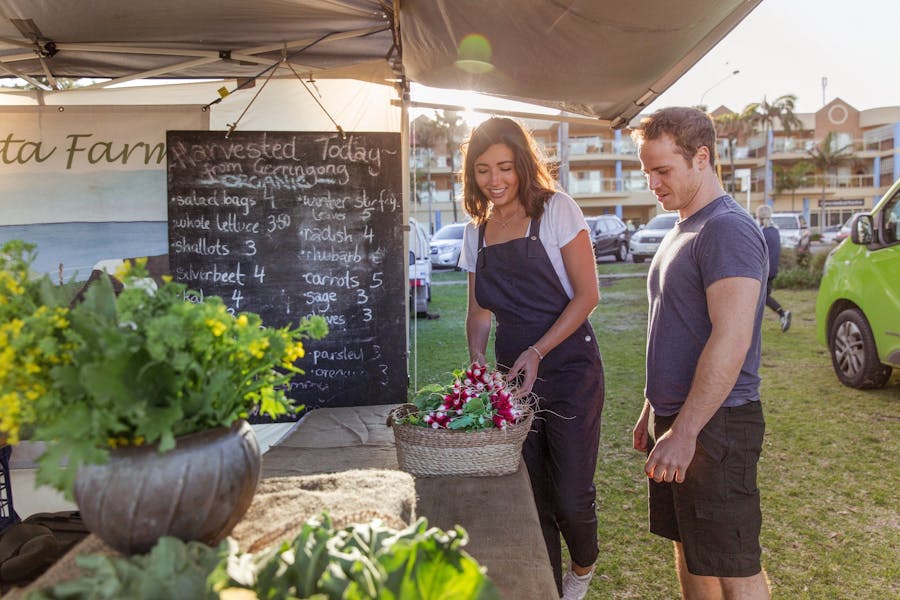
[506,348,541,398]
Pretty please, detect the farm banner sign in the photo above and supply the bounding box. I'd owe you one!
[1,105,206,224]
[0,105,207,279]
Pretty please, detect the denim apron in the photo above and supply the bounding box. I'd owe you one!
[475,217,605,592]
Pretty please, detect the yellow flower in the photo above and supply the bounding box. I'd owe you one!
[0,272,24,296]
[247,338,269,359]
[113,261,132,281]
[287,341,305,361]
[0,391,21,445]
[206,318,227,337]
[51,308,69,329]
[236,314,249,328]
[7,318,24,336]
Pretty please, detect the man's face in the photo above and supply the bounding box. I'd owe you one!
[638,133,703,214]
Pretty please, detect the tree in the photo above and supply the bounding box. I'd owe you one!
[744,94,804,203]
[411,114,440,211]
[714,109,753,193]
[434,110,468,222]
[774,161,812,212]
[806,131,856,216]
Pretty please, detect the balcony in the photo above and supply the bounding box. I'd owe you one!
[413,189,455,205]
[771,138,817,154]
[773,174,877,190]
[568,177,648,196]
[564,136,638,158]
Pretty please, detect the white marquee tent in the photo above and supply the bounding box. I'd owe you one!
[0,0,763,127]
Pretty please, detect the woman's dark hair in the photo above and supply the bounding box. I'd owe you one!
[630,107,718,169]
[461,117,556,225]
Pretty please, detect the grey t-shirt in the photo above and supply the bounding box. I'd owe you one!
[645,196,768,417]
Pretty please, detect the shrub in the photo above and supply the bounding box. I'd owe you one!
[775,248,827,289]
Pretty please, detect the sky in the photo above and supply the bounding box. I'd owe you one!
[411,0,899,121]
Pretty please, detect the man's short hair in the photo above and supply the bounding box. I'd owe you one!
[631,107,718,169]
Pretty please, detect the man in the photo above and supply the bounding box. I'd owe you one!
[631,107,771,599]
[755,204,791,332]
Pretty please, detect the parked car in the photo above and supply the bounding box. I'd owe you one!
[408,218,432,314]
[771,212,810,250]
[834,211,868,244]
[430,223,466,269]
[820,224,842,245]
[815,177,900,389]
[629,213,678,263]
[586,215,630,262]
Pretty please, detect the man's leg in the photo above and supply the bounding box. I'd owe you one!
[720,571,770,600]
[674,542,722,600]
[675,543,770,600]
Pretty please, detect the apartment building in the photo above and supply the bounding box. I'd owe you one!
[410,99,900,233]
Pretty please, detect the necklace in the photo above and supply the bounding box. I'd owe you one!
[491,209,524,228]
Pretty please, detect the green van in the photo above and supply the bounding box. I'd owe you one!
[816,176,900,389]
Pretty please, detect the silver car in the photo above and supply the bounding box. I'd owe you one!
[430,223,466,269]
[629,213,678,263]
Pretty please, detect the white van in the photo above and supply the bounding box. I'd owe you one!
[771,212,810,250]
[408,218,432,314]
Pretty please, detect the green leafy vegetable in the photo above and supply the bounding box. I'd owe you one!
[27,516,501,600]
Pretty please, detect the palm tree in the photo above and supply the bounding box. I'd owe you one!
[744,95,804,203]
[434,110,468,222]
[806,131,856,219]
[714,110,753,194]
[774,161,812,213]
[411,114,440,213]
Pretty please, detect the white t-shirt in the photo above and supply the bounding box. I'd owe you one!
[458,192,589,299]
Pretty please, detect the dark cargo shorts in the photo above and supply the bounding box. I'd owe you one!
[648,401,765,577]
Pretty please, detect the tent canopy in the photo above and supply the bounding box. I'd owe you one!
[0,0,761,127]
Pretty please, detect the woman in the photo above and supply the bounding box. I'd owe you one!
[755,204,791,332]
[457,117,605,600]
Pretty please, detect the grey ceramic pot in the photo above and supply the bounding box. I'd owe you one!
[73,419,260,555]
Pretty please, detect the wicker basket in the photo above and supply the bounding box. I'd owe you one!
[389,404,534,477]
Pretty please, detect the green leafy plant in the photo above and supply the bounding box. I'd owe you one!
[28,516,500,600]
[26,536,228,600]
[775,247,828,288]
[0,240,328,497]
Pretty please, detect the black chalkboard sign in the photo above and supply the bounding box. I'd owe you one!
[166,130,405,416]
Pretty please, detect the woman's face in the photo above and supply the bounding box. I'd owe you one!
[473,143,520,209]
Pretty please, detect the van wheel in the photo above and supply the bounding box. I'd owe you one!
[828,308,892,389]
[615,243,628,262]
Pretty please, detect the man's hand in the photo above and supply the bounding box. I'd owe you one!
[644,428,696,483]
[633,406,651,452]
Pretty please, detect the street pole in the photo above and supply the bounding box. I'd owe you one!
[699,69,740,108]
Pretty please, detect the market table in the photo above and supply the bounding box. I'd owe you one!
[263,403,558,599]
[5,404,557,599]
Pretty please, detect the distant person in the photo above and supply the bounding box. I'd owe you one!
[458,117,605,600]
[796,216,811,254]
[755,204,791,332]
[631,107,771,600]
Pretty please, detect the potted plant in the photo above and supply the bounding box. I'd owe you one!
[0,240,328,553]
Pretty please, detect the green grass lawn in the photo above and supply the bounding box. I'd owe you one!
[409,267,900,599]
